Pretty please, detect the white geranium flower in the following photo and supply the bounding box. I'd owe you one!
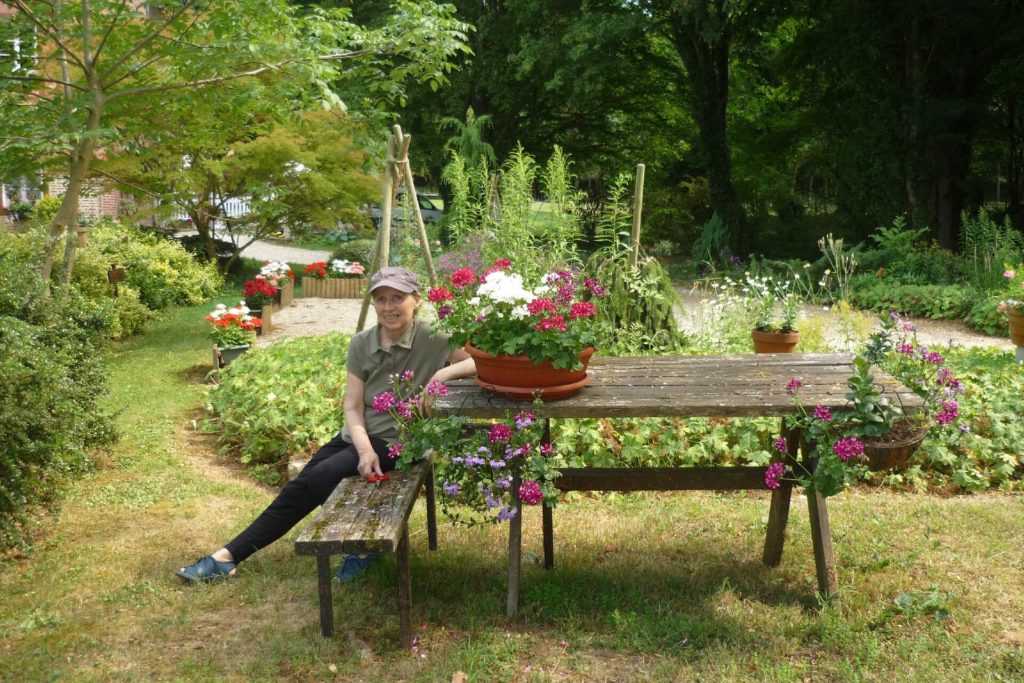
[266,392,277,402]
[510,305,529,319]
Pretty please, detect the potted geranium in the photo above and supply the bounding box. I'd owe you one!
[427,259,605,400]
[302,259,367,299]
[205,302,261,368]
[997,268,1024,346]
[375,373,565,524]
[727,271,803,352]
[259,261,295,308]
[242,276,278,333]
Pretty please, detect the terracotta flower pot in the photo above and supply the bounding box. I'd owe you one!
[465,343,595,401]
[1008,309,1024,346]
[751,329,800,353]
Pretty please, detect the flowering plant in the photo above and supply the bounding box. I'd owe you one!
[372,373,564,524]
[258,261,295,288]
[427,259,605,370]
[242,276,278,307]
[766,316,964,497]
[997,268,1024,314]
[730,271,803,333]
[303,259,367,280]
[205,302,261,347]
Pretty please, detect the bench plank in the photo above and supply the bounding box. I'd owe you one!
[295,460,431,556]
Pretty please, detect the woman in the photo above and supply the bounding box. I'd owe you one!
[177,266,475,583]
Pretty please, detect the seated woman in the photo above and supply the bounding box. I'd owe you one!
[177,266,475,583]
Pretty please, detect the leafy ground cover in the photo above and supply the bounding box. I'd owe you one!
[2,294,1023,682]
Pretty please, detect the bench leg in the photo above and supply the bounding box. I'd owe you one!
[316,553,335,637]
[762,482,792,567]
[507,471,523,619]
[397,527,413,648]
[542,502,554,569]
[425,462,438,551]
[806,489,839,601]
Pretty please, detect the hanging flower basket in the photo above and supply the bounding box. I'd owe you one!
[1008,309,1024,347]
[861,421,929,471]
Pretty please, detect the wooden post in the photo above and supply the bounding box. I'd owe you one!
[399,151,439,287]
[507,466,523,619]
[357,132,400,332]
[628,163,645,268]
[541,419,555,570]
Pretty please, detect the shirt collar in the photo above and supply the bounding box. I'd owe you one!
[371,319,417,353]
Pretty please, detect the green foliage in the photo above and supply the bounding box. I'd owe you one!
[330,238,377,265]
[28,196,63,222]
[847,276,974,320]
[0,291,118,550]
[965,296,1010,336]
[856,217,963,285]
[691,214,729,265]
[960,209,1023,290]
[78,220,222,311]
[204,334,351,466]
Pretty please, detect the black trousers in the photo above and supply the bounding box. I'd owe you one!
[224,432,393,564]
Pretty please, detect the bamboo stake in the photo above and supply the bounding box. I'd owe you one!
[629,163,645,268]
[357,133,399,331]
[397,142,439,287]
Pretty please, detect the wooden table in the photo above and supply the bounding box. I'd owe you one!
[433,352,924,617]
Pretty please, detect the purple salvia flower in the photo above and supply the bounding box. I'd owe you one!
[813,406,833,422]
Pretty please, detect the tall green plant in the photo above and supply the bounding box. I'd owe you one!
[960,209,1023,290]
[818,233,858,303]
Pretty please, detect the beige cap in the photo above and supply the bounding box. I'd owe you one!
[369,266,422,293]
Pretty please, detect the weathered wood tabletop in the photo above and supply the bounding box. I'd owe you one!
[432,352,922,617]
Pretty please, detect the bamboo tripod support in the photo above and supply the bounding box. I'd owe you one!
[357,124,440,332]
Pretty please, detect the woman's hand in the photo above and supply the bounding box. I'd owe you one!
[357,449,383,478]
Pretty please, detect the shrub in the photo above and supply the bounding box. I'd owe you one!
[204,334,351,467]
[0,295,118,550]
[848,276,973,320]
[80,220,222,309]
[330,238,377,265]
[70,248,153,338]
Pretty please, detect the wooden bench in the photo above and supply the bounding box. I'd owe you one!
[293,458,437,647]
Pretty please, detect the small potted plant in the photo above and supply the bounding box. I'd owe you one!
[427,259,606,400]
[259,261,295,307]
[242,276,278,333]
[997,268,1024,347]
[375,373,565,524]
[727,271,804,352]
[205,302,261,368]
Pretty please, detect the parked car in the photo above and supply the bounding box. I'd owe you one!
[371,191,444,227]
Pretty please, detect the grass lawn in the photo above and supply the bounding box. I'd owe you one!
[2,303,1023,682]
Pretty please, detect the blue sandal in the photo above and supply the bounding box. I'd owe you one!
[334,554,380,582]
[176,555,236,584]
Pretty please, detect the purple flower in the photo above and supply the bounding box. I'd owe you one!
[518,480,544,505]
[539,443,554,455]
[401,369,414,382]
[897,342,915,356]
[764,462,787,490]
[489,459,507,470]
[959,424,971,434]
[773,437,788,454]
[497,506,518,522]
[496,476,511,490]
[935,400,959,425]
[387,442,404,460]
[832,437,865,462]
[485,494,501,509]
[443,482,460,496]
[372,391,396,414]
[785,378,804,396]
[813,406,833,422]
[437,305,453,319]
[514,411,535,429]
[395,401,415,419]
[923,351,944,365]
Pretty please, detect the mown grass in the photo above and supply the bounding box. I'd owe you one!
[2,301,1024,682]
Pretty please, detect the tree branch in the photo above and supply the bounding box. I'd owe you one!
[90,0,133,67]
[0,73,87,90]
[6,0,89,71]
[99,0,199,85]
[106,48,370,102]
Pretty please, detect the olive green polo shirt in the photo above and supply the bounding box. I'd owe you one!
[340,318,452,443]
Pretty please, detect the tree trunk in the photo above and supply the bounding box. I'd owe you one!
[668,1,748,254]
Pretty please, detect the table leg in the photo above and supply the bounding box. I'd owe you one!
[425,462,438,551]
[806,488,839,601]
[316,553,334,637]
[507,470,523,618]
[762,482,792,567]
[397,527,413,648]
[542,503,554,569]
[541,418,554,570]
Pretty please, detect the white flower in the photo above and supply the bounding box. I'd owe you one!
[266,392,277,402]
[510,305,529,319]
[478,271,535,305]
[469,297,481,306]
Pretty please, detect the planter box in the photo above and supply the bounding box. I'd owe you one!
[302,276,366,299]
[213,343,251,369]
[250,306,272,334]
[275,279,295,308]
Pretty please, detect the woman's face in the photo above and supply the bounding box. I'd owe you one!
[372,286,420,338]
